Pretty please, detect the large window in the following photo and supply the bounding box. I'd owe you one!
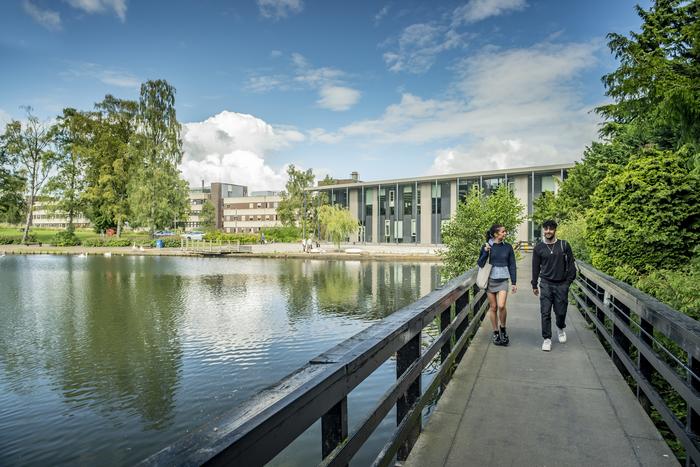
[482,177,505,196]
[379,188,386,216]
[365,188,374,216]
[403,186,413,215]
[389,189,395,216]
[431,183,441,215]
[458,178,479,201]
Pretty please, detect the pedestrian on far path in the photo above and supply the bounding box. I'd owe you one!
[531,219,577,352]
[477,224,517,346]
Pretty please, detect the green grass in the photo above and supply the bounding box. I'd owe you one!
[0,226,151,244]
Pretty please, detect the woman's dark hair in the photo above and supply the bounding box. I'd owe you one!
[486,223,505,241]
[542,219,558,230]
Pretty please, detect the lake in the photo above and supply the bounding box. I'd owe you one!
[0,255,441,466]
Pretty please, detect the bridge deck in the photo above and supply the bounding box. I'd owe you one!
[405,254,676,467]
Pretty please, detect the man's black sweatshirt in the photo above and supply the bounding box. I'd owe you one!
[531,239,577,289]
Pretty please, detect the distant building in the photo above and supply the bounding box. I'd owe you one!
[31,201,90,229]
[222,193,282,233]
[310,164,573,245]
[186,182,247,230]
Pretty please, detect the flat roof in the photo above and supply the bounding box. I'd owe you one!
[309,163,574,191]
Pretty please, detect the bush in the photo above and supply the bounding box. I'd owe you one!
[587,148,700,275]
[635,265,700,320]
[0,233,37,244]
[150,238,181,248]
[557,213,590,262]
[261,226,300,243]
[203,231,258,244]
[51,230,81,246]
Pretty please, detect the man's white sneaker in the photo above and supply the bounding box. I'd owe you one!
[542,339,552,351]
[557,328,567,343]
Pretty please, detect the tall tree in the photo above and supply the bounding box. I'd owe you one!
[597,0,700,150]
[199,199,216,231]
[44,108,88,233]
[277,164,316,231]
[81,95,138,236]
[0,145,25,224]
[0,108,57,242]
[128,80,188,235]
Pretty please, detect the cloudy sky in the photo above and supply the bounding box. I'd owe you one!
[0,0,647,190]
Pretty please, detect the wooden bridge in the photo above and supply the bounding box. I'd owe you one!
[142,253,699,466]
[180,239,252,256]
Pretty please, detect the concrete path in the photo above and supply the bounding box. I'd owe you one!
[405,254,677,467]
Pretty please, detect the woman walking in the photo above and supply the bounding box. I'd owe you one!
[477,224,517,346]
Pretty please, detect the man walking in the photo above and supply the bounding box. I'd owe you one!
[531,220,577,351]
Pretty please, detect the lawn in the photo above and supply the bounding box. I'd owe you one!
[0,226,151,243]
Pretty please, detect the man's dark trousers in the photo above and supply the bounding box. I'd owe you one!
[539,281,569,339]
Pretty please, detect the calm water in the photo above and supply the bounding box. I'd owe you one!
[0,255,440,466]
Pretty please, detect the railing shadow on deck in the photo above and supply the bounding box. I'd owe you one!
[572,260,700,465]
[140,267,489,467]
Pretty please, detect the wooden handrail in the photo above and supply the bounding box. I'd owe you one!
[141,267,488,466]
[572,260,700,464]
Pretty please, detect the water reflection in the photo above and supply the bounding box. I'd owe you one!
[0,255,440,465]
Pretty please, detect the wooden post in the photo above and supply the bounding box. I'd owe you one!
[321,397,348,461]
[397,332,421,461]
[612,297,631,375]
[638,317,654,411]
[688,355,700,465]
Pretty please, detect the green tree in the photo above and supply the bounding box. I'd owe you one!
[532,191,561,227]
[81,96,139,236]
[44,108,88,233]
[587,148,700,276]
[556,141,631,219]
[440,185,525,279]
[278,164,315,229]
[199,200,216,231]
[319,204,358,250]
[0,108,57,243]
[128,80,189,236]
[0,145,25,224]
[597,0,700,149]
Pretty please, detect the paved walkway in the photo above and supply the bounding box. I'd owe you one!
[405,255,676,467]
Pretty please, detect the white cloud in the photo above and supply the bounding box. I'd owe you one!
[383,23,466,74]
[180,111,305,191]
[317,86,361,111]
[65,0,127,21]
[61,62,139,88]
[246,53,361,111]
[316,41,602,172]
[257,0,303,20]
[452,0,527,25]
[374,5,390,25]
[23,0,62,31]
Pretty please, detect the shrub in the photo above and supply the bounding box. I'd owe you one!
[557,213,590,262]
[0,234,37,244]
[51,230,81,246]
[150,238,181,248]
[261,226,300,243]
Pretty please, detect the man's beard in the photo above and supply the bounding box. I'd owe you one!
[544,232,555,239]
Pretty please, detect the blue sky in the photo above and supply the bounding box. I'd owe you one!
[0,0,648,190]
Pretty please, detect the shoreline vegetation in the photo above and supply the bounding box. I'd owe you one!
[0,244,441,261]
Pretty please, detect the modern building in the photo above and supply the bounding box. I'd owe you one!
[222,193,282,233]
[311,164,573,245]
[31,201,90,229]
[186,182,247,230]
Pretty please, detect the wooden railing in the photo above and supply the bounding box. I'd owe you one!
[141,268,488,467]
[572,260,700,465]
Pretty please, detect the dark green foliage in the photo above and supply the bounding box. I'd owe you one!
[587,148,700,275]
[0,233,37,244]
[597,0,700,149]
[203,231,259,244]
[50,230,81,246]
[199,200,216,231]
[150,238,181,248]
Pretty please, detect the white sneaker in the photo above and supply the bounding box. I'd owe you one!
[557,328,567,343]
[542,339,552,351]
